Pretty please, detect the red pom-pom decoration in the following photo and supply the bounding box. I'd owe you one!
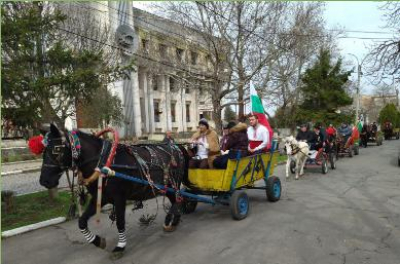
[28,135,45,155]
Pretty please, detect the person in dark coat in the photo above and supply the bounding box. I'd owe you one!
[213,122,248,169]
[296,124,314,142]
[309,126,325,151]
[162,130,175,144]
[337,123,352,143]
[360,123,369,148]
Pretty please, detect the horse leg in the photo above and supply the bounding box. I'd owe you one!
[78,199,106,249]
[299,156,306,176]
[163,192,181,232]
[295,158,300,180]
[110,196,127,260]
[286,157,291,178]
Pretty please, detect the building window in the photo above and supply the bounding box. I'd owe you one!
[152,77,158,91]
[159,44,168,59]
[171,101,176,122]
[176,48,184,62]
[141,39,149,52]
[185,82,190,94]
[154,100,161,123]
[186,103,191,122]
[169,77,175,92]
[191,51,198,65]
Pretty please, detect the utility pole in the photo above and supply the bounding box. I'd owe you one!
[394,76,399,107]
[348,53,362,125]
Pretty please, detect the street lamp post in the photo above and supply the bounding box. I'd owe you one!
[348,53,362,125]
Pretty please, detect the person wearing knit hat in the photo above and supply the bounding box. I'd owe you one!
[214,121,249,169]
[189,118,220,169]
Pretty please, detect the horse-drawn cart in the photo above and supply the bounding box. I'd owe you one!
[102,143,281,221]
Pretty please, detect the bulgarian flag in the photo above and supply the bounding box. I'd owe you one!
[354,114,364,145]
[250,81,273,149]
[357,114,364,133]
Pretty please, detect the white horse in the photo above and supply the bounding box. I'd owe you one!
[284,136,310,180]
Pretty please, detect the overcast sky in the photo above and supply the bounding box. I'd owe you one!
[132,1,392,95]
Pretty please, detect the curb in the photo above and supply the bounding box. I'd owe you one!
[1,167,42,176]
[1,217,66,238]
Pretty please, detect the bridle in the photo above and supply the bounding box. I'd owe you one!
[42,134,71,170]
[285,140,308,156]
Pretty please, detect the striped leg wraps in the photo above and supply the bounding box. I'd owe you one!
[117,229,127,248]
[80,228,96,243]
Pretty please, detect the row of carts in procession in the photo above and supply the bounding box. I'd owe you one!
[101,123,398,221]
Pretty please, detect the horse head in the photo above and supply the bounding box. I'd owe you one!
[39,123,72,189]
[39,124,102,189]
[283,136,298,155]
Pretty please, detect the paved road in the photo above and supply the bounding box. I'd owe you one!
[3,140,400,264]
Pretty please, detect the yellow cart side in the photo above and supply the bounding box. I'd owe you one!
[188,151,279,192]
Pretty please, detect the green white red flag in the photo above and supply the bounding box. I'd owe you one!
[250,81,273,149]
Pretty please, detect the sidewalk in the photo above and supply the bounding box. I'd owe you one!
[1,159,43,176]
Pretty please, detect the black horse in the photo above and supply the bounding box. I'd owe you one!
[39,124,189,259]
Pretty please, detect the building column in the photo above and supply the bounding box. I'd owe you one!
[132,67,142,137]
[147,73,155,134]
[141,71,150,134]
[165,75,172,131]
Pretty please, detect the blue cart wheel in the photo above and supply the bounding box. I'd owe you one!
[266,176,281,202]
[230,191,249,220]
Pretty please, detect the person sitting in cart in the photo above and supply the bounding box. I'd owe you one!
[189,118,220,169]
[296,124,314,143]
[326,124,337,139]
[247,114,269,154]
[338,122,352,144]
[309,125,325,151]
[213,121,249,169]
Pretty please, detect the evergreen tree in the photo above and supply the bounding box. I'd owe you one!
[224,106,237,122]
[300,49,353,111]
[378,103,400,128]
[1,2,133,129]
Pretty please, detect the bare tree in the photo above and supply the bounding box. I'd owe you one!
[259,2,336,129]
[367,2,400,79]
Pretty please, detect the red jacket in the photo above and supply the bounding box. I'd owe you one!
[326,127,336,136]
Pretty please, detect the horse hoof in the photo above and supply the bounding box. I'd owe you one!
[295,177,299,180]
[163,224,176,232]
[99,237,107,249]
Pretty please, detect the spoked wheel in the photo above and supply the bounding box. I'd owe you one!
[321,159,328,174]
[266,176,281,202]
[348,146,353,157]
[329,153,336,169]
[290,160,296,174]
[230,191,250,220]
